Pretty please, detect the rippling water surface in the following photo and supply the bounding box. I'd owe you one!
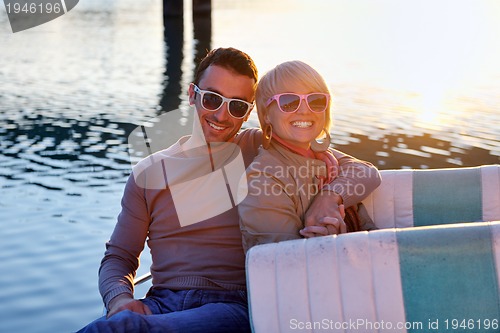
[0,0,499,332]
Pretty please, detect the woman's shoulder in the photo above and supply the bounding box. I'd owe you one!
[246,147,303,186]
[252,146,288,166]
[246,147,287,175]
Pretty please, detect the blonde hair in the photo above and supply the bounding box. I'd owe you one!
[256,60,332,137]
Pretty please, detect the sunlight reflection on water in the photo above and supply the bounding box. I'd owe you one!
[213,0,500,167]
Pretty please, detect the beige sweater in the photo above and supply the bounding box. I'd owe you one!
[239,142,381,252]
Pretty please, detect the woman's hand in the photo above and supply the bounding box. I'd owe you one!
[300,215,347,238]
[299,224,329,238]
[323,204,346,235]
[304,190,343,224]
[299,204,347,238]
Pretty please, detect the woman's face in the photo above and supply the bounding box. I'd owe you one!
[266,82,326,150]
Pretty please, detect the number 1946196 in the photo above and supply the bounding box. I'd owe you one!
[444,319,499,330]
[6,2,62,14]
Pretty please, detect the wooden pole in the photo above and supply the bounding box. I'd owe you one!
[163,0,183,18]
[163,0,211,18]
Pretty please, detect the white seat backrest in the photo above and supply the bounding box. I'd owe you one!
[362,165,500,228]
[247,165,500,333]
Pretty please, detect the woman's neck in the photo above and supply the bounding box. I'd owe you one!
[272,135,314,158]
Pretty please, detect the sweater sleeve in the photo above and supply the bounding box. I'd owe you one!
[234,128,264,168]
[238,167,303,253]
[324,149,381,208]
[98,173,150,310]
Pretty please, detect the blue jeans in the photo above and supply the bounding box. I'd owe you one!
[76,289,251,333]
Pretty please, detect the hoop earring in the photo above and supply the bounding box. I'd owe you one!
[310,129,331,152]
[262,124,273,149]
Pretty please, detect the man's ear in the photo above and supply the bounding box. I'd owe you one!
[188,84,196,105]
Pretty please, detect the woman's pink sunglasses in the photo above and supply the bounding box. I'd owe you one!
[266,93,330,113]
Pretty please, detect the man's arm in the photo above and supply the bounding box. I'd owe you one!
[303,149,381,235]
[98,173,150,315]
[326,149,381,207]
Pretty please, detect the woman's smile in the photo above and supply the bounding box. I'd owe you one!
[290,120,314,128]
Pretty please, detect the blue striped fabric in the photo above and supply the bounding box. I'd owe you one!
[397,224,500,332]
[412,168,483,227]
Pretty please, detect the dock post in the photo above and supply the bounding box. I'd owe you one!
[164,0,183,18]
[163,0,211,18]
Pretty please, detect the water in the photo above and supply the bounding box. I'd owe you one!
[0,0,499,332]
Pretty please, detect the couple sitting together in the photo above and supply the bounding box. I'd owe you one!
[77,47,381,333]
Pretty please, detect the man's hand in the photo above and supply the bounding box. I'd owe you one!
[300,215,347,238]
[299,224,329,238]
[302,191,347,237]
[107,294,152,318]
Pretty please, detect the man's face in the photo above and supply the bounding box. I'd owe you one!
[189,65,255,144]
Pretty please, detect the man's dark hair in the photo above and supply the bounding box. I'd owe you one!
[193,47,258,87]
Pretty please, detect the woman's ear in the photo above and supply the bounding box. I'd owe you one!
[188,84,196,106]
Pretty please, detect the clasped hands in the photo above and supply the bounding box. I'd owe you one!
[300,191,347,238]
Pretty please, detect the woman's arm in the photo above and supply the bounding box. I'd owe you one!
[304,150,381,233]
[239,169,303,253]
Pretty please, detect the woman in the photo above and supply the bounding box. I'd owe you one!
[238,60,377,252]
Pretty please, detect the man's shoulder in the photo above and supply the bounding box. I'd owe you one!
[234,128,263,166]
[235,128,262,146]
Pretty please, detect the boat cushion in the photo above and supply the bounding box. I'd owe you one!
[246,221,500,333]
[362,165,500,228]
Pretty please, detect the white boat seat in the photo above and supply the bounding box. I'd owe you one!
[247,221,500,332]
[363,165,500,228]
[246,164,500,332]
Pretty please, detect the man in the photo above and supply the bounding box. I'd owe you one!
[77,47,381,332]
